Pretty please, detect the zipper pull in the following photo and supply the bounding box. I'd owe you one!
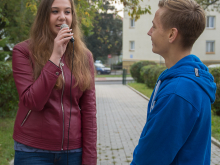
[59,58,65,67]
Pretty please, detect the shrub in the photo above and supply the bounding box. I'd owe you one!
[0,61,18,118]
[209,67,220,116]
[130,61,156,83]
[112,62,122,70]
[140,65,166,88]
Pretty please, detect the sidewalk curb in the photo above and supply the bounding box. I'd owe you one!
[211,137,220,148]
[127,85,220,149]
[126,85,150,101]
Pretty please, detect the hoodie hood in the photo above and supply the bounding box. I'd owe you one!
[158,55,216,103]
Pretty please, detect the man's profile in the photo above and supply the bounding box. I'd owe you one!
[131,0,217,164]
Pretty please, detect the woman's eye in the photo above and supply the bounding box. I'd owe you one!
[52,11,58,14]
[65,11,71,14]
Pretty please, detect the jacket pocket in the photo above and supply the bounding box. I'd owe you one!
[21,110,32,126]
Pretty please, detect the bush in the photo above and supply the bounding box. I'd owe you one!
[140,65,167,89]
[0,61,18,118]
[210,67,220,116]
[112,62,122,70]
[130,61,156,83]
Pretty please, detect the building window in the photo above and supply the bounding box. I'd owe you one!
[207,16,215,28]
[130,41,135,50]
[130,18,135,28]
[206,41,215,54]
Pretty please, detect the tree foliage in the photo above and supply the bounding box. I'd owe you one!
[85,1,122,61]
[0,61,19,118]
[1,0,219,62]
[121,0,151,20]
[195,0,220,10]
[0,0,38,61]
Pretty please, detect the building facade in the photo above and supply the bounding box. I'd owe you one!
[123,0,220,71]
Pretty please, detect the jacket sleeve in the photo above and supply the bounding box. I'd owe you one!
[12,42,62,111]
[131,94,199,165]
[79,52,97,165]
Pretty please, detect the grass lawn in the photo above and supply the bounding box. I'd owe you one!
[0,117,15,165]
[212,113,220,141]
[128,82,153,98]
[128,82,220,142]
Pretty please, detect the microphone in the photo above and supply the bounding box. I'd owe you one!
[60,24,74,43]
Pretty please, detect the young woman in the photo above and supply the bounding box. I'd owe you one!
[12,0,97,164]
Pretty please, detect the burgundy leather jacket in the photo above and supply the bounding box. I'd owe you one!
[12,40,97,164]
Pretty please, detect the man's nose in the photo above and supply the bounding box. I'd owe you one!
[147,28,152,36]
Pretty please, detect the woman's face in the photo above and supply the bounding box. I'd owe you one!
[50,0,72,36]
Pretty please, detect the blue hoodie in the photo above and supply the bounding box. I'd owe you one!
[131,55,216,165]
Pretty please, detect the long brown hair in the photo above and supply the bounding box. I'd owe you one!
[29,0,93,91]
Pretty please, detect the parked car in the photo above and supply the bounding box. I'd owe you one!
[95,60,102,64]
[208,64,220,69]
[94,63,111,75]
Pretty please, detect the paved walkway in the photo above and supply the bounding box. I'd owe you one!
[95,77,133,81]
[96,84,220,165]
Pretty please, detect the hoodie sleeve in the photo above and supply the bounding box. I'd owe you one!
[131,94,199,165]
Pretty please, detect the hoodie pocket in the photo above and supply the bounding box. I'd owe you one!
[21,110,32,126]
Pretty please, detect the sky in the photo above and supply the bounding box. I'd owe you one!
[109,0,124,17]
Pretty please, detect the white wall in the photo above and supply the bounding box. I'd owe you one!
[123,0,220,64]
[192,9,220,63]
[123,0,164,63]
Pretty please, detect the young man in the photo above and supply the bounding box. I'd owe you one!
[131,0,217,165]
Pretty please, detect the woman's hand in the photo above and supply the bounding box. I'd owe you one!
[49,27,73,66]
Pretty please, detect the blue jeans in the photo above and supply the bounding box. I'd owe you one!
[14,151,82,165]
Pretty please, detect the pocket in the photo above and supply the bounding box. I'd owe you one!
[21,110,32,126]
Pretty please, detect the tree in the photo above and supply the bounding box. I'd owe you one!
[118,0,151,20]
[0,0,151,62]
[0,7,10,61]
[195,0,220,10]
[0,0,38,60]
[84,1,122,62]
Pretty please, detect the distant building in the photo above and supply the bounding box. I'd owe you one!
[123,0,220,72]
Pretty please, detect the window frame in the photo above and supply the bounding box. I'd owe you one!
[206,16,215,29]
[206,40,215,54]
[130,41,135,51]
[130,18,135,28]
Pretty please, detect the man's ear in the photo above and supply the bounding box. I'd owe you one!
[168,28,178,43]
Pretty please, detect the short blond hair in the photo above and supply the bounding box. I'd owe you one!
[158,0,206,48]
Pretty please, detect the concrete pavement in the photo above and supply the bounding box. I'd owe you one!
[96,84,220,165]
[95,77,134,82]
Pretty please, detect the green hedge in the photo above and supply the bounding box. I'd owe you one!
[0,62,18,118]
[210,67,220,116]
[140,65,167,88]
[130,61,156,83]
[112,62,122,70]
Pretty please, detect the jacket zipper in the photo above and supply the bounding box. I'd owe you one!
[21,110,32,126]
[60,58,65,150]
